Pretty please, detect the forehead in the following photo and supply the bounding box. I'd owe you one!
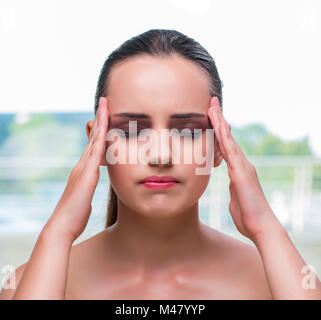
[106,54,211,116]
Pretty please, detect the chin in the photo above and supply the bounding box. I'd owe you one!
[138,202,185,219]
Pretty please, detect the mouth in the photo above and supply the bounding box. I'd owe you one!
[139,176,180,190]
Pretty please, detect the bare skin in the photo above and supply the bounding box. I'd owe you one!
[1,54,320,300]
[2,225,272,300]
[66,226,273,299]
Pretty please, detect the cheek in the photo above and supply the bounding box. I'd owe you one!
[171,137,201,164]
[106,163,131,194]
[183,164,211,198]
[106,138,151,164]
[106,139,127,161]
[174,136,211,164]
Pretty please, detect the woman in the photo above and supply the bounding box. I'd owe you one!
[1,29,320,300]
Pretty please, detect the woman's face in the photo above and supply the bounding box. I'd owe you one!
[99,54,222,218]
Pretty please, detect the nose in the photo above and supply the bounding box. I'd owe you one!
[148,129,173,167]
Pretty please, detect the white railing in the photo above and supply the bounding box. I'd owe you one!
[0,156,320,234]
[204,156,321,234]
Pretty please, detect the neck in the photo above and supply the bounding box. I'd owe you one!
[106,199,212,272]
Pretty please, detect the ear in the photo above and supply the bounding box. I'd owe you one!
[85,120,107,166]
[86,120,94,139]
[213,123,231,168]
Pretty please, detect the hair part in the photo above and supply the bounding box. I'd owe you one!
[93,28,224,228]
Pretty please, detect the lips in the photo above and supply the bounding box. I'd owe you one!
[140,176,179,183]
[140,176,180,190]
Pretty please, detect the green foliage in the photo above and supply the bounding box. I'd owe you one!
[10,113,55,135]
[0,113,87,192]
[3,113,84,157]
[0,113,317,192]
[231,123,314,156]
[312,166,321,189]
[1,114,315,158]
[256,166,294,181]
[226,123,316,185]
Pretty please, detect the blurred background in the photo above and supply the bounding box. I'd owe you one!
[1,0,321,285]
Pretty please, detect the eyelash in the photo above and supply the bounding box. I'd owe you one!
[178,128,203,138]
[118,128,204,139]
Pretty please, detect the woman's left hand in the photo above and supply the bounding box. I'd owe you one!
[208,97,321,299]
[208,96,281,243]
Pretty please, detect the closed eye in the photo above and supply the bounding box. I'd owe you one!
[115,126,150,138]
[175,127,204,139]
[114,126,205,139]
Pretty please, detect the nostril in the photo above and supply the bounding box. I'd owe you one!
[149,159,172,166]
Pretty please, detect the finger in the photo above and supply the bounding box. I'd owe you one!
[67,115,98,189]
[210,97,243,156]
[78,113,99,166]
[208,97,229,163]
[62,100,108,201]
[75,97,104,174]
[209,97,246,171]
[218,117,248,172]
[80,98,105,169]
[88,97,109,168]
[89,117,97,141]
[219,123,244,171]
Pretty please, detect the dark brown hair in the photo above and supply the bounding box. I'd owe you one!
[93,29,224,228]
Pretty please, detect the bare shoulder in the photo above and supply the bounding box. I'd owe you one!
[65,230,111,299]
[0,230,109,300]
[0,262,28,300]
[203,225,273,299]
[66,226,273,299]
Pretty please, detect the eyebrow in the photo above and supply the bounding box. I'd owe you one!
[113,112,206,119]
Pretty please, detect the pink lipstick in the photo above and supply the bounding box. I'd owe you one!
[140,176,179,190]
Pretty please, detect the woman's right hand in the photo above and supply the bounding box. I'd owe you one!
[43,97,109,243]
